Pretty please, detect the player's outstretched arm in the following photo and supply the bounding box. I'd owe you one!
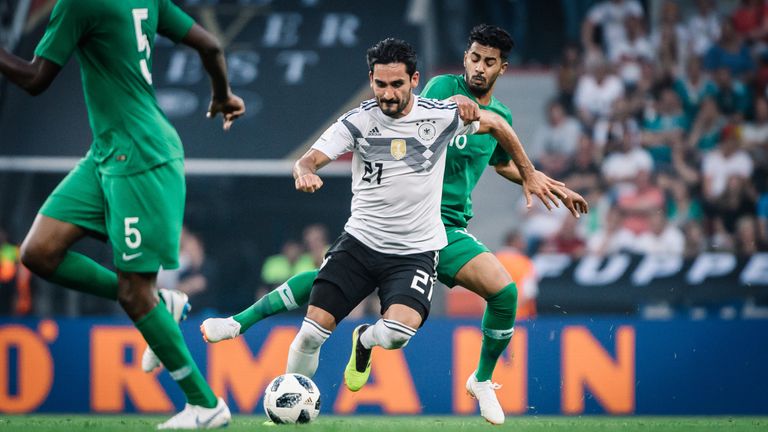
[0,50,61,96]
[293,149,332,193]
[477,110,566,209]
[494,162,589,218]
[181,24,245,131]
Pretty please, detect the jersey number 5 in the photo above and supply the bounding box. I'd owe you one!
[132,8,153,85]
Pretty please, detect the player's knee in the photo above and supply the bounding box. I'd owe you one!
[291,318,331,354]
[378,319,416,349]
[19,237,58,276]
[486,282,518,320]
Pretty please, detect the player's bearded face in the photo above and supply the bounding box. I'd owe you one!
[371,63,420,118]
[463,43,507,97]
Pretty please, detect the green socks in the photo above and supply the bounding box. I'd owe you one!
[48,251,118,300]
[136,303,217,408]
[233,270,317,333]
[475,282,518,382]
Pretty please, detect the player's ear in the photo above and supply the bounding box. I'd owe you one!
[499,61,509,76]
[369,71,374,89]
[411,70,420,88]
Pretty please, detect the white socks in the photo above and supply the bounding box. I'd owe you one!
[286,318,331,377]
[360,319,416,350]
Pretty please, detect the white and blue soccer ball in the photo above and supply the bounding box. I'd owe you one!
[263,373,321,424]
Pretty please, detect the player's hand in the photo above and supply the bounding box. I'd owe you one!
[449,95,480,123]
[207,93,246,131]
[295,173,324,193]
[522,170,567,210]
[559,188,589,218]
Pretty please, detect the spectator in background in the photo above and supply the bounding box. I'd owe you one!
[495,231,538,320]
[711,66,751,119]
[543,215,586,257]
[704,20,755,79]
[301,223,330,268]
[702,124,756,232]
[651,1,689,78]
[157,227,210,301]
[742,97,768,152]
[0,227,31,315]
[555,43,584,114]
[586,207,637,255]
[641,87,688,167]
[757,183,768,246]
[731,0,768,45]
[674,56,717,122]
[581,0,644,60]
[683,221,708,257]
[612,16,654,89]
[574,56,625,128]
[618,169,665,234]
[687,0,721,57]
[602,129,653,192]
[634,211,685,255]
[563,134,602,192]
[665,179,703,228]
[687,97,726,152]
[734,215,761,255]
[533,100,582,177]
[260,239,314,289]
[593,96,640,150]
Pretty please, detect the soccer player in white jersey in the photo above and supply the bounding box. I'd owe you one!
[285,38,561,384]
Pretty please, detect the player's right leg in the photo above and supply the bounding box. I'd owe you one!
[201,269,318,343]
[345,246,436,392]
[104,159,228,429]
[287,232,376,378]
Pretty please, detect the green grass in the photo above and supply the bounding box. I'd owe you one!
[0,415,765,431]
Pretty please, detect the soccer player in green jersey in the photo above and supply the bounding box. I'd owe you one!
[0,0,244,428]
[200,25,586,424]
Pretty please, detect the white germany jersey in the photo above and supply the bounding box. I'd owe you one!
[312,96,479,254]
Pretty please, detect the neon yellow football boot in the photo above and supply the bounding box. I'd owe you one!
[344,324,372,391]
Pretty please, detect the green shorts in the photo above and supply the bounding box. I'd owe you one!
[436,226,491,287]
[40,156,185,273]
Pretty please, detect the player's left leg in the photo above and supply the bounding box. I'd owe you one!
[345,249,435,391]
[438,227,516,425]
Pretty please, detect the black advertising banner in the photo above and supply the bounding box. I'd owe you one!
[534,253,768,314]
[0,0,419,159]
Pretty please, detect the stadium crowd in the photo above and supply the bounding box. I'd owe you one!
[524,0,768,258]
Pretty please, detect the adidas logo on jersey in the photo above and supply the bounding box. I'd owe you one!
[368,126,381,136]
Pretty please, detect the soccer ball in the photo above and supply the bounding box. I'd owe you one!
[263,373,321,424]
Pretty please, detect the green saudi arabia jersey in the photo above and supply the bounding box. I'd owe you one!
[35,0,195,175]
[421,74,513,228]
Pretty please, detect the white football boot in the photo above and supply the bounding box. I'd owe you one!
[157,397,231,429]
[200,317,241,343]
[142,288,191,372]
[466,372,505,425]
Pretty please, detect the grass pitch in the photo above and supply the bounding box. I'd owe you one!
[0,415,765,431]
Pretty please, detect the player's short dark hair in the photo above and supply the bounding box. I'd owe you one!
[367,38,418,77]
[467,24,515,60]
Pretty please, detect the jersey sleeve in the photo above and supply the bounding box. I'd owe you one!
[34,0,91,66]
[421,75,460,100]
[158,0,195,43]
[311,119,357,160]
[455,114,480,136]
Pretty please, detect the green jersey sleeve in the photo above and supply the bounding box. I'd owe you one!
[421,74,461,101]
[157,0,195,43]
[34,0,92,66]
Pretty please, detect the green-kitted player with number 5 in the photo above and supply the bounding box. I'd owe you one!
[0,0,244,428]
